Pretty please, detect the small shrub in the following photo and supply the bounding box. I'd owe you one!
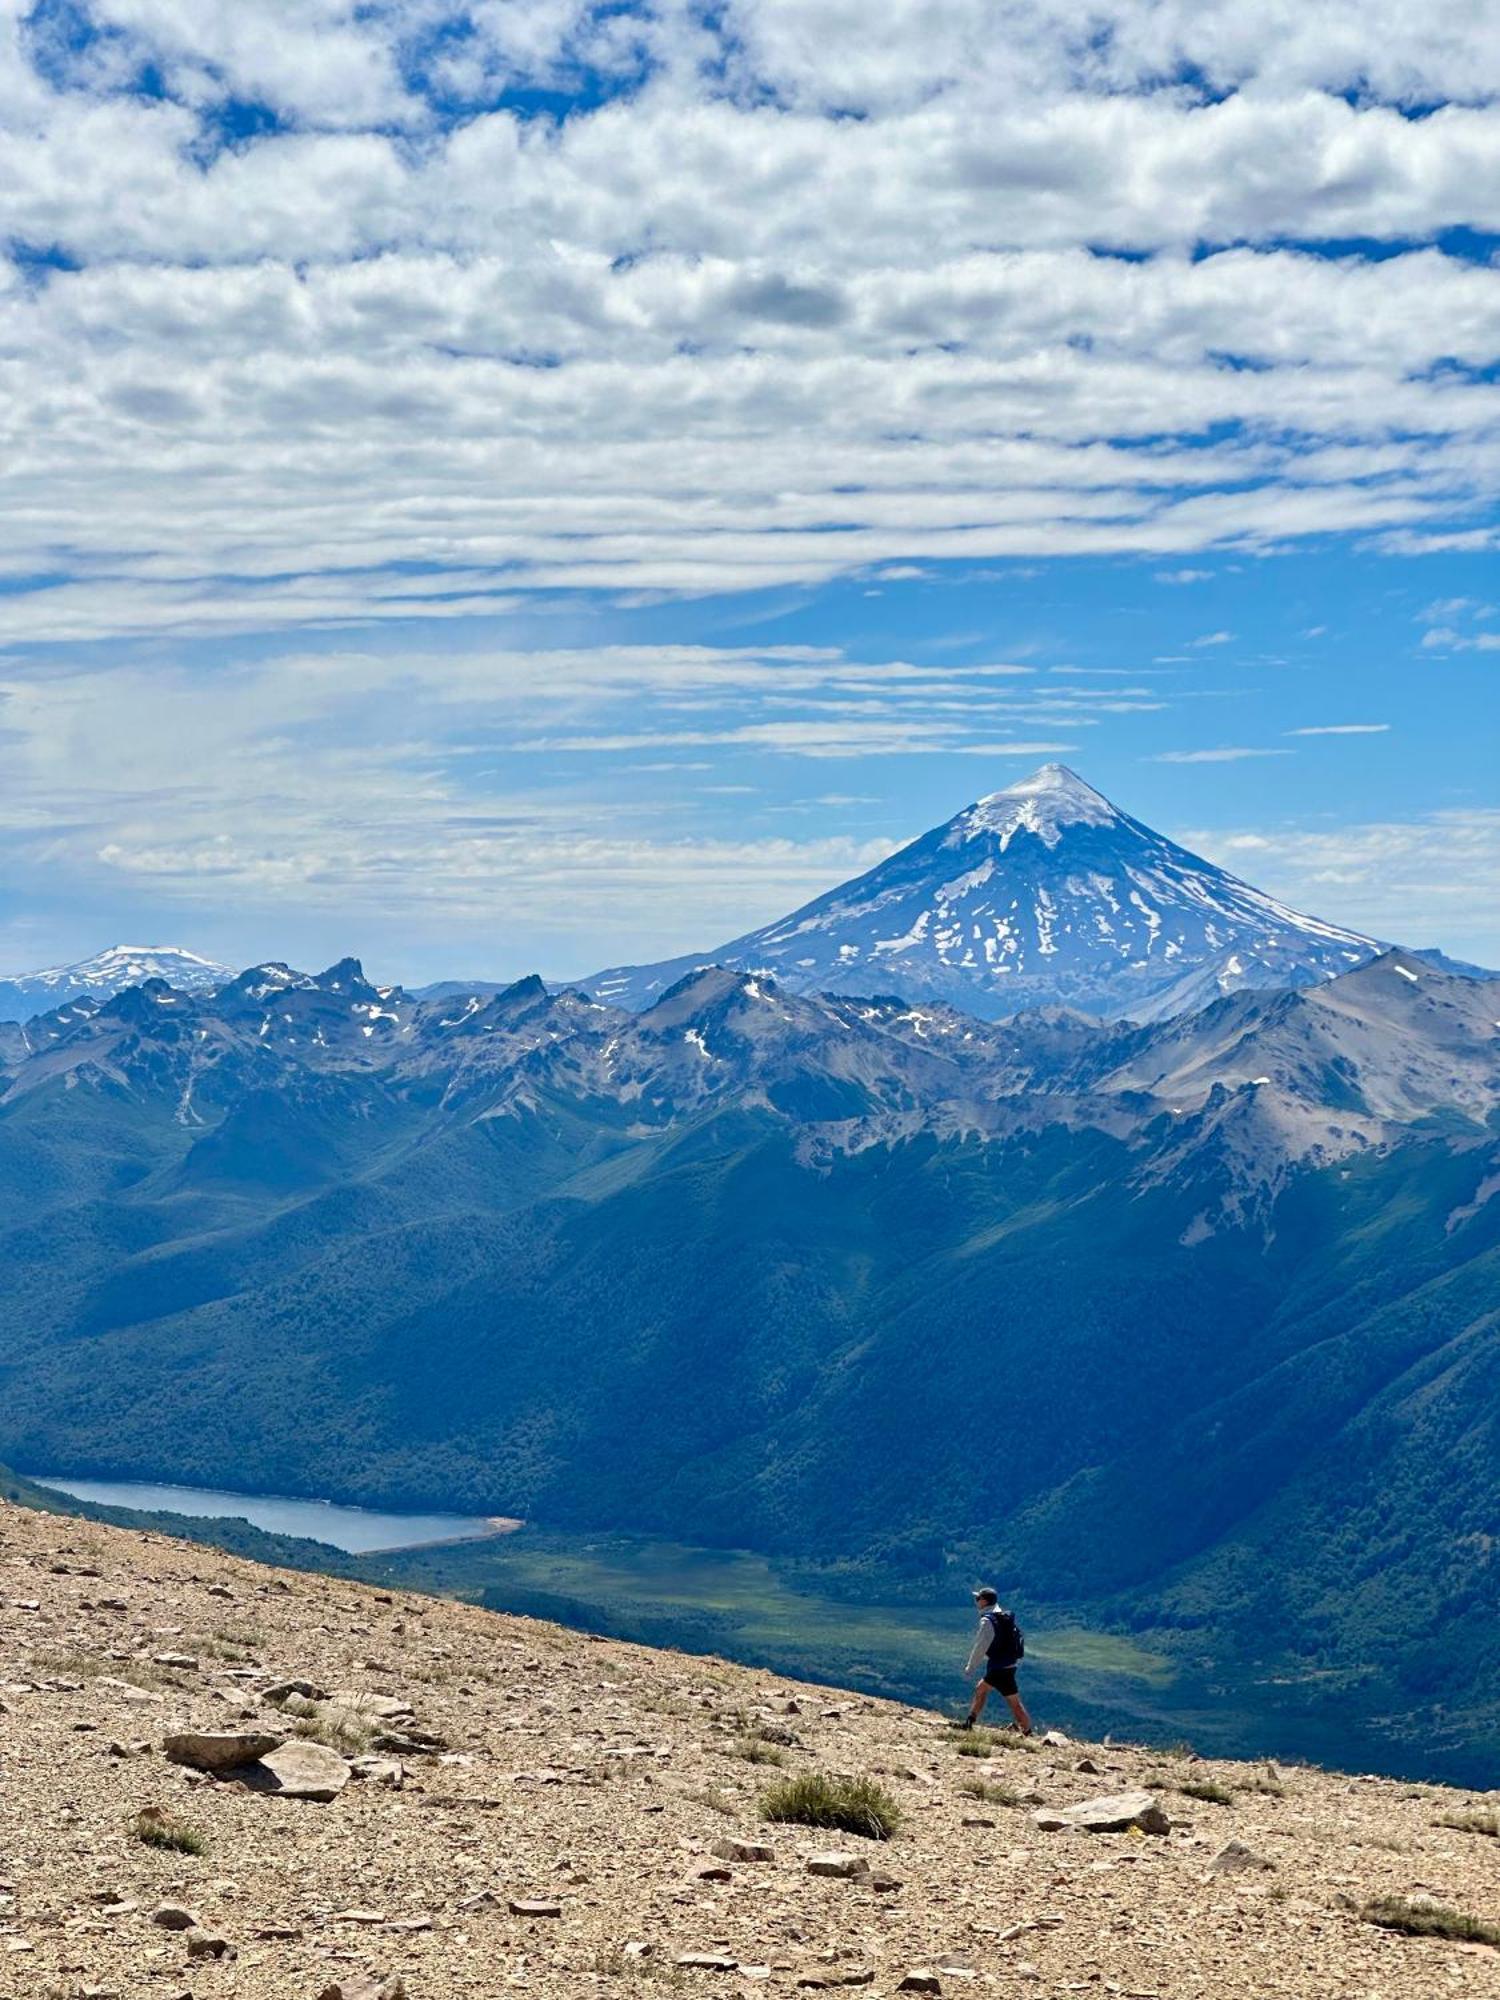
[1438,1809,1500,1838]
[1362,1896,1500,1946]
[132,1809,207,1856]
[761,1770,900,1842]
[1178,1778,1235,1807]
[726,1736,785,1767]
[1236,1775,1286,1798]
[959,1775,1018,1807]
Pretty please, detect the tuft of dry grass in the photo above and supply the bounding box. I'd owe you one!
[1437,1808,1500,1838]
[132,1808,207,1856]
[958,1774,1018,1807]
[954,1727,1015,1759]
[1361,1896,1500,1945]
[1236,1774,1286,1798]
[1177,1777,1235,1807]
[594,1946,686,1987]
[282,1693,374,1756]
[761,1770,900,1841]
[726,1735,786,1767]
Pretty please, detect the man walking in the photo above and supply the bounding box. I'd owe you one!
[959,1585,1033,1734]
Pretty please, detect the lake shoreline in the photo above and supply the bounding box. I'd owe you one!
[21,1471,514,1556]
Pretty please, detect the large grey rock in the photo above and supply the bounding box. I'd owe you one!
[1206,1839,1272,1878]
[149,1905,199,1931]
[349,1755,404,1788]
[805,1852,870,1880]
[163,1729,283,1773]
[1032,1790,1169,1835]
[246,1738,351,1801]
[185,1933,235,1960]
[261,1678,327,1706]
[713,1837,775,1864]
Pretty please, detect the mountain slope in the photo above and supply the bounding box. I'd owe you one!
[3,1499,1496,1999]
[585,765,1381,1020]
[0,943,234,1023]
[2,951,1499,1765]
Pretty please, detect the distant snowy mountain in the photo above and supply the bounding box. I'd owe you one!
[583,764,1383,1020]
[0,944,234,1023]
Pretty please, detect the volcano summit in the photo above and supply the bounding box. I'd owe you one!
[585,765,1380,1021]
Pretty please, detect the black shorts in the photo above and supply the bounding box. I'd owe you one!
[984,1664,1019,1696]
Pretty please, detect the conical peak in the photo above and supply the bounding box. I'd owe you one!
[985,761,1103,803]
[950,763,1121,849]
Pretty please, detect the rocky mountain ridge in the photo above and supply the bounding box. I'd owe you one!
[5,944,1495,1205]
[0,1495,1496,1999]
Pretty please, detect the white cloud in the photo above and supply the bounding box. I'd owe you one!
[1418,597,1500,651]
[1194,810,1500,964]
[0,634,1121,964]
[1151,747,1292,762]
[0,11,1498,639]
[1285,723,1390,736]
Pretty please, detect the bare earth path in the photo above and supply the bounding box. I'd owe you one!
[0,1501,1496,1999]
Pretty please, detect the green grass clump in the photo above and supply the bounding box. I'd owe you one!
[958,1774,1018,1807]
[1177,1778,1235,1807]
[132,1809,207,1856]
[726,1735,786,1766]
[954,1728,1010,1759]
[1362,1896,1500,1945]
[282,1694,374,1757]
[761,1770,900,1842]
[1437,1809,1500,1838]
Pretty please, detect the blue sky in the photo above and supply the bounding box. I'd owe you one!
[2,2,1498,982]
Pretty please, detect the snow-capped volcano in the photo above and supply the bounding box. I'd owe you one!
[584,764,1382,1020]
[0,944,234,1023]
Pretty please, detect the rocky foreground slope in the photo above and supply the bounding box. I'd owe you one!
[1,1504,1497,1999]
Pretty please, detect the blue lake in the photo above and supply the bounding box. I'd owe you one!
[29,1475,505,1554]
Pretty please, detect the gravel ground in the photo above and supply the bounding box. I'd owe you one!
[0,1500,1496,2000]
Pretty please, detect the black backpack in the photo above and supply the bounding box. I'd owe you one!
[986,1607,1024,1667]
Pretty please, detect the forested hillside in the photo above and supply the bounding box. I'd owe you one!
[2,947,1497,1767]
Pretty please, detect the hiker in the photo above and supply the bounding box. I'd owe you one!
[959,1585,1032,1735]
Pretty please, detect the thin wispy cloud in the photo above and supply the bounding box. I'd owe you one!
[1285,725,1390,737]
[1152,747,1292,763]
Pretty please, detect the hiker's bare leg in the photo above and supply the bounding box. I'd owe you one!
[1005,1690,1033,1736]
[966,1680,991,1724]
